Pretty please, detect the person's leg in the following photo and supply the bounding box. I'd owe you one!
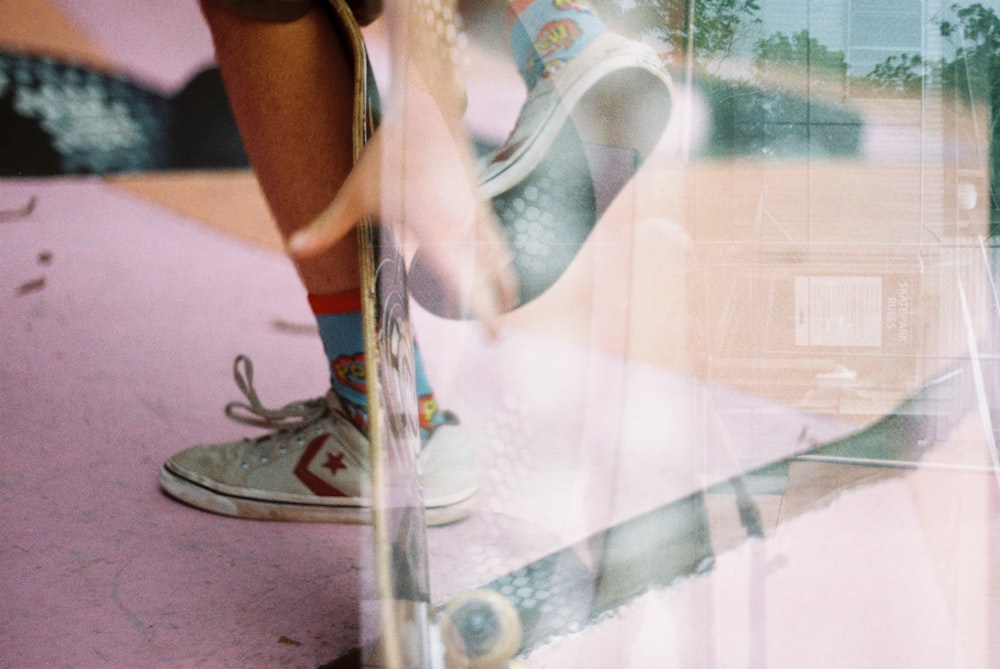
[200,0,359,295]
[160,0,473,524]
[203,0,450,431]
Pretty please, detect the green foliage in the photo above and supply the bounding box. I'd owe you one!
[941,2,1000,47]
[686,0,762,61]
[940,3,1000,216]
[861,53,925,97]
[940,3,1000,105]
[846,2,998,218]
[857,2,1000,104]
[588,0,998,217]
[592,0,762,67]
[753,30,848,77]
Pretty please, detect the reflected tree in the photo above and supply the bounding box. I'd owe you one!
[592,0,762,72]
[753,30,847,74]
[941,3,1000,225]
[862,3,1000,226]
[752,29,849,97]
[861,53,925,97]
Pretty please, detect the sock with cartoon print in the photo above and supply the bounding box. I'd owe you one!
[309,290,446,442]
[509,0,609,89]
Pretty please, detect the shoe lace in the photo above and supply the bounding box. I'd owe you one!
[223,355,327,430]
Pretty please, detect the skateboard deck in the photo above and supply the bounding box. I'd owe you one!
[340,1,525,666]
[318,351,980,668]
[328,2,431,667]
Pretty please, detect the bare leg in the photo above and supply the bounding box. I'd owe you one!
[199,0,359,295]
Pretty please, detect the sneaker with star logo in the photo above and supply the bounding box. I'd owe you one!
[159,356,476,525]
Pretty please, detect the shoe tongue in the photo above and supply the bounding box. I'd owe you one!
[324,391,369,436]
[324,390,347,412]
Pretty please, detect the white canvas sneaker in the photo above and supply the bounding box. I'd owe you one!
[411,32,674,315]
[479,31,674,200]
[159,356,477,525]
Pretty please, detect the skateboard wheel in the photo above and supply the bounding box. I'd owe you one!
[440,589,522,669]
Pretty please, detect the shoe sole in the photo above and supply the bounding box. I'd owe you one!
[159,465,477,526]
[410,66,672,317]
[570,67,673,167]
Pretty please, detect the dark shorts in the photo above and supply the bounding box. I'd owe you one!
[206,0,382,25]
[205,0,316,21]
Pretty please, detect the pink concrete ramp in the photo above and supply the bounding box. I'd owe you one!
[3,2,997,668]
[524,478,981,669]
[4,177,997,668]
[5,177,946,669]
[2,179,365,667]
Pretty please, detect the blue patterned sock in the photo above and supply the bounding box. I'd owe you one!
[509,0,609,89]
[310,291,445,441]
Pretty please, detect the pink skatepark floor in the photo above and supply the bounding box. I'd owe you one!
[4,178,996,668]
[3,2,999,667]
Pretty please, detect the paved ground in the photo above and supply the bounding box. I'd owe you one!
[2,2,997,667]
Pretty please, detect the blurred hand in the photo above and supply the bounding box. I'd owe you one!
[288,74,518,331]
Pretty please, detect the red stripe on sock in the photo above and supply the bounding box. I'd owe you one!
[508,0,534,15]
[308,290,362,315]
